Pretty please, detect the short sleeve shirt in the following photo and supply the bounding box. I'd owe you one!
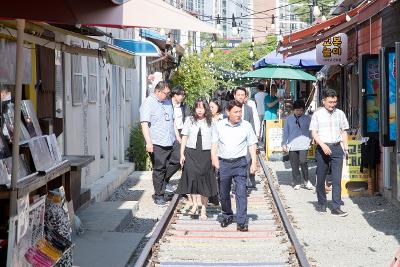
[212,119,258,159]
[309,108,349,143]
[264,95,278,120]
[140,95,175,147]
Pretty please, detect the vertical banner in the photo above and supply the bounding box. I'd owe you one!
[395,42,400,201]
[387,51,396,142]
[365,58,380,133]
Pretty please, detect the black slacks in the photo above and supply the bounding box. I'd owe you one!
[315,144,344,210]
[149,145,173,196]
[288,150,309,186]
[164,140,181,184]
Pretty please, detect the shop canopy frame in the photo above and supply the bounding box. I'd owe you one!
[277,0,382,57]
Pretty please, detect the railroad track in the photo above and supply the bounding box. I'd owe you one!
[135,154,310,267]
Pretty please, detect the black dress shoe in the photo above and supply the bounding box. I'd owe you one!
[317,204,326,212]
[331,208,348,217]
[220,218,233,228]
[237,224,248,232]
[154,197,167,206]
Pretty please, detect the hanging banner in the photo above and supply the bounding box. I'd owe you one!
[316,33,348,65]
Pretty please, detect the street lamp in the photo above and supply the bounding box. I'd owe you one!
[308,0,321,24]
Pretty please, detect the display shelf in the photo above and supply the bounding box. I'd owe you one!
[17,160,70,197]
[0,161,71,198]
[63,155,95,171]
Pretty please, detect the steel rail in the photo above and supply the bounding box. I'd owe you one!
[134,194,180,267]
[258,153,310,267]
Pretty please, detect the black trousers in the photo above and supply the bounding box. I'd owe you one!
[164,140,181,184]
[288,150,309,186]
[149,145,173,196]
[315,144,344,210]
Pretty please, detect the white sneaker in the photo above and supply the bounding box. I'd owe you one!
[304,181,315,190]
[293,185,301,190]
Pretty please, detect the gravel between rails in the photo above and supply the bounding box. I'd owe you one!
[107,171,181,266]
[267,160,400,267]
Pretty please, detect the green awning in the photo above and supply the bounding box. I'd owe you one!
[243,66,316,81]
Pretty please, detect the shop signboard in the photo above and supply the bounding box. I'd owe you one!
[265,120,283,159]
[342,138,370,182]
[316,33,348,65]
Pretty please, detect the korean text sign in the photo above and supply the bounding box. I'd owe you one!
[316,33,348,65]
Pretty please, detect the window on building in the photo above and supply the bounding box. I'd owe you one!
[71,54,83,105]
[88,57,97,103]
[125,68,133,101]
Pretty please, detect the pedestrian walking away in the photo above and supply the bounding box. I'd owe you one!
[139,76,180,206]
[309,88,349,217]
[211,100,258,232]
[164,85,189,193]
[254,83,267,140]
[281,100,313,190]
[175,98,217,220]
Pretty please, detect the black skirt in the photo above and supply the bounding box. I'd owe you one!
[176,131,217,197]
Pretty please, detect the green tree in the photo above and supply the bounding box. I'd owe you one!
[170,35,278,100]
[288,0,337,24]
[170,53,217,107]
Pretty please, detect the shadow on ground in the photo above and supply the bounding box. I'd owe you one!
[271,160,400,244]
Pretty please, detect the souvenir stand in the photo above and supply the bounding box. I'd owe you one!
[243,65,317,160]
[0,20,74,267]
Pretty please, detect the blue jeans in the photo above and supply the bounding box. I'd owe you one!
[219,157,248,225]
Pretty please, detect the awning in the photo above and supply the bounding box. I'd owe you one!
[1,0,217,33]
[0,23,135,68]
[254,49,321,69]
[140,29,185,55]
[278,1,374,57]
[113,39,161,57]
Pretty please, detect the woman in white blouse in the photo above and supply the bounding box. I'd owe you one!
[176,98,217,220]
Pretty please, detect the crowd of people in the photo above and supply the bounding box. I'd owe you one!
[139,73,350,232]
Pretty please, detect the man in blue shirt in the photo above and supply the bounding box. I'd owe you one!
[211,100,258,231]
[140,81,180,206]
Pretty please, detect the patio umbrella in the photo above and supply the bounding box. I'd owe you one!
[243,65,316,81]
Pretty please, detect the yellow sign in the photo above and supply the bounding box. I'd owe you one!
[265,120,283,159]
[342,138,370,182]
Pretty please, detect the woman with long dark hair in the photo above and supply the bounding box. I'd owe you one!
[176,98,217,219]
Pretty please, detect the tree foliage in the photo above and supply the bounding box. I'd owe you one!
[170,35,278,104]
[170,53,217,106]
[288,0,337,24]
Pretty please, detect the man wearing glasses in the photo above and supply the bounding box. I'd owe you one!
[282,100,313,190]
[310,88,349,217]
[140,80,180,206]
